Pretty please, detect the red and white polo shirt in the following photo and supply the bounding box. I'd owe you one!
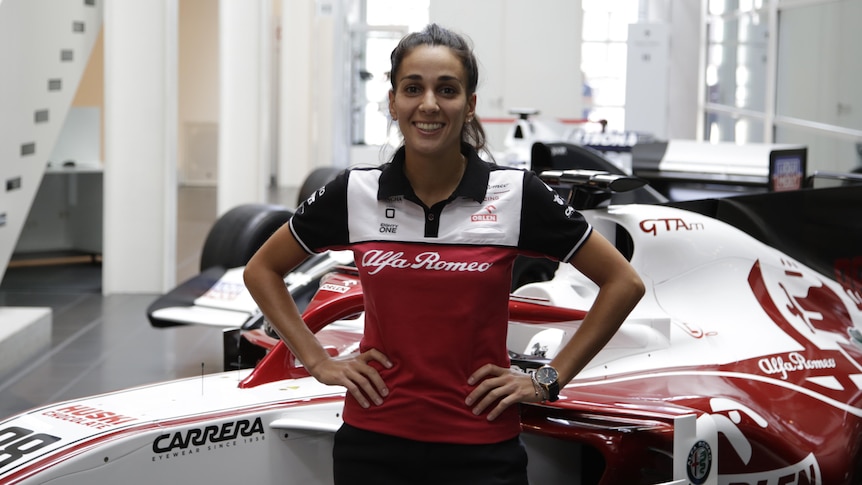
[289,146,591,444]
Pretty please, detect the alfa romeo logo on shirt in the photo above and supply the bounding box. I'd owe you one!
[687,440,712,484]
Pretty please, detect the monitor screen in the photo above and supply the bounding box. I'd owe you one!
[769,148,807,192]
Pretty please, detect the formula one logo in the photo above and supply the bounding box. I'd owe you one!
[686,440,712,484]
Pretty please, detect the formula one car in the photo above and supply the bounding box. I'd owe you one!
[2,167,861,484]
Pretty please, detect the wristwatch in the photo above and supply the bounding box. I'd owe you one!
[534,365,560,402]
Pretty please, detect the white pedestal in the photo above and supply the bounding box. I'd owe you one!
[0,307,52,376]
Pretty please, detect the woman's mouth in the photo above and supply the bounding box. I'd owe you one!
[415,122,443,132]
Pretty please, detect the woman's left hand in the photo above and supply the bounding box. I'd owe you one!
[465,364,543,421]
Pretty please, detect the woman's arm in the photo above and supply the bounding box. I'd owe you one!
[243,225,392,408]
[466,230,644,419]
[548,230,645,385]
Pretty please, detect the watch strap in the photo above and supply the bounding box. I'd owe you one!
[546,380,560,402]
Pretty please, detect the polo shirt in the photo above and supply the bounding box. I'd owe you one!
[289,145,592,444]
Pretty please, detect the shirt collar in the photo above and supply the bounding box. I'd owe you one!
[377,144,490,204]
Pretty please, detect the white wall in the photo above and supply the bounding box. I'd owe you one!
[217,0,273,216]
[278,0,352,190]
[278,0,316,190]
[430,0,583,152]
[178,0,220,185]
[645,0,702,140]
[103,0,178,293]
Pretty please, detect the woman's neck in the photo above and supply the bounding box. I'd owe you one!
[403,146,467,207]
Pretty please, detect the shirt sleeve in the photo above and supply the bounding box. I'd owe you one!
[289,169,351,254]
[518,170,592,263]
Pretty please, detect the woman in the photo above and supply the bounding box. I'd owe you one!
[244,23,644,485]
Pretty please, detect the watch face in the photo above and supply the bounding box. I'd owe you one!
[536,366,558,385]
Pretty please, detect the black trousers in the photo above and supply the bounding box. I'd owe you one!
[333,423,529,485]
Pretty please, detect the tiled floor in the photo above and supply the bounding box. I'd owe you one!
[0,185,298,419]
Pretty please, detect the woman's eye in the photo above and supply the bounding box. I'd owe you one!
[404,85,420,94]
[440,86,458,96]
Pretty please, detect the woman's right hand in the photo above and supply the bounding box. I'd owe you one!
[307,349,393,408]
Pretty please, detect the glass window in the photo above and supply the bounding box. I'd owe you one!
[704,111,764,144]
[581,1,638,131]
[703,0,862,176]
[582,11,611,42]
[703,2,769,142]
[776,0,862,132]
[775,125,862,174]
[354,0,429,146]
[366,0,429,30]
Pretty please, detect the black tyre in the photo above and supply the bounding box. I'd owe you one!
[199,204,294,271]
[297,166,343,206]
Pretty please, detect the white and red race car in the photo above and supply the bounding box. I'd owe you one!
[2,167,861,484]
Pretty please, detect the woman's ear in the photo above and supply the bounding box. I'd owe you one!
[467,93,477,120]
[389,90,397,120]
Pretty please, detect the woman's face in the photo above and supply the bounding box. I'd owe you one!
[389,45,476,160]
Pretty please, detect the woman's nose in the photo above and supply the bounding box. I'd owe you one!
[419,92,439,113]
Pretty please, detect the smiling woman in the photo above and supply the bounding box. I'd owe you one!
[386,26,481,207]
[242,23,644,485]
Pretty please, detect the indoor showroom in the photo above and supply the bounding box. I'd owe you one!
[1,0,861,484]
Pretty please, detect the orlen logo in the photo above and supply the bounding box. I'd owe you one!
[704,398,822,484]
[640,218,704,236]
[471,205,497,222]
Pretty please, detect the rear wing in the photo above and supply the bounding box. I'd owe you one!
[631,140,807,201]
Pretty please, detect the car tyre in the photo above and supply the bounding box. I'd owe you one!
[297,166,342,206]
[199,204,294,271]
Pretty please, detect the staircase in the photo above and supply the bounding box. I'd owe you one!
[0,0,102,373]
[0,0,103,283]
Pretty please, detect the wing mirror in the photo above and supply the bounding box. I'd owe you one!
[539,169,648,209]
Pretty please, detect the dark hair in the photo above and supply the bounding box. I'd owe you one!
[389,23,487,153]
